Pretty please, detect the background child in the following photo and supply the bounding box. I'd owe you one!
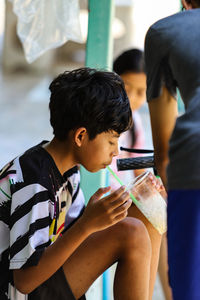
[112,49,172,300]
[110,48,146,189]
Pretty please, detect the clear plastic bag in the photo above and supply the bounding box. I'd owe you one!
[9,0,83,63]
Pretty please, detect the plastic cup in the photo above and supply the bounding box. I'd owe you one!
[126,171,167,234]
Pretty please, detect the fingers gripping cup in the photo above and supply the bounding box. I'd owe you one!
[126,171,167,234]
[106,166,167,234]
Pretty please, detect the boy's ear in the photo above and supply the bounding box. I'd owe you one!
[182,0,193,9]
[74,127,87,147]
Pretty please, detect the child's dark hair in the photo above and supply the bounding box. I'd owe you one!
[113,49,145,75]
[186,0,200,6]
[49,68,132,141]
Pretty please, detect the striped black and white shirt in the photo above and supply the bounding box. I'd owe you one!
[0,141,85,300]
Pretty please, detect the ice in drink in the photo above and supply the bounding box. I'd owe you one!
[127,171,167,234]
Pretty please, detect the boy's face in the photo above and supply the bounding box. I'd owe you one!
[77,130,120,172]
[121,72,146,112]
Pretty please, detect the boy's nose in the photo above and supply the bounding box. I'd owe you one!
[112,145,119,157]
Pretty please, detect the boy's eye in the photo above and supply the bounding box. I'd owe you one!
[109,141,115,146]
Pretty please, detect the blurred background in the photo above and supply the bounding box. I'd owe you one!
[0,0,180,299]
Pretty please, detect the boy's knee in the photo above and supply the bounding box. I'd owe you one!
[116,217,151,258]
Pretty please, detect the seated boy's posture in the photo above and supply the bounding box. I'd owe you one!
[0,68,161,300]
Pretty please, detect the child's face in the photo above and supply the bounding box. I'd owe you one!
[79,131,120,172]
[121,72,146,112]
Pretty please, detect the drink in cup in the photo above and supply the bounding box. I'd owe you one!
[126,171,167,234]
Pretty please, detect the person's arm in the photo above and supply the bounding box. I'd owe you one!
[13,186,131,294]
[13,215,89,294]
[148,86,178,188]
[144,24,178,187]
[132,112,146,177]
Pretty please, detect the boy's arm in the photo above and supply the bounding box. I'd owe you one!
[13,186,131,294]
[148,86,178,187]
[13,216,90,294]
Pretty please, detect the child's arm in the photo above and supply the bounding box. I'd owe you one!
[13,186,131,294]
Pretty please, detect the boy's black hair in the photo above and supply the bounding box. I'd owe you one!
[193,0,200,6]
[113,49,145,75]
[186,0,200,6]
[49,67,132,141]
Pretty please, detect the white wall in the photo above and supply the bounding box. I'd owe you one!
[132,0,180,49]
[0,0,5,57]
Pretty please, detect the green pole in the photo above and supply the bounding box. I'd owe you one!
[80,0,114,203]
[85,0,114,71]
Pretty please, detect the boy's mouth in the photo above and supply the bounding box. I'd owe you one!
[103,162,112,168]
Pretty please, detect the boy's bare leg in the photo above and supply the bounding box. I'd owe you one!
[128,204,162,300]
[63,217,151,300]
[158,233,172,300]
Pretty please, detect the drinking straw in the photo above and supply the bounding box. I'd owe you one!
[106,166,139,206]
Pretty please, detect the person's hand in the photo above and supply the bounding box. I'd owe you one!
[80,186,132,234]
[148,173,167,200]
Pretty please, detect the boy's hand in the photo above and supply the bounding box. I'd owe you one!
[80,186,132,234]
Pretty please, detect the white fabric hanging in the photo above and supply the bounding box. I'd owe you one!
[9,0,83,63]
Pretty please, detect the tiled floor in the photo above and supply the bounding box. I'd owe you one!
[0,71,165,300]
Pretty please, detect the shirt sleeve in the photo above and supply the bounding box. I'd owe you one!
[145,25,177,101]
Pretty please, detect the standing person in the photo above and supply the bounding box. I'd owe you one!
[145,1,200,299]
[0,67,161,300]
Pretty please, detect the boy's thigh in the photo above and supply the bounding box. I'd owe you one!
[62,217,147,299]
[28,267,86,300]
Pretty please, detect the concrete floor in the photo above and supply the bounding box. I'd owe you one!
[0,71,165,300]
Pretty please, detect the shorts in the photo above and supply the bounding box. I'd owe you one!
[28,267,86,300]
[168,190,200,300]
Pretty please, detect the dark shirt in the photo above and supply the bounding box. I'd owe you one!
[145,9,200,189]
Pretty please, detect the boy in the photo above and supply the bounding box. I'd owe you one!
[0,68,154,300]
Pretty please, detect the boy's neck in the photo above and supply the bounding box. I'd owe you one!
[43,137,76,175]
